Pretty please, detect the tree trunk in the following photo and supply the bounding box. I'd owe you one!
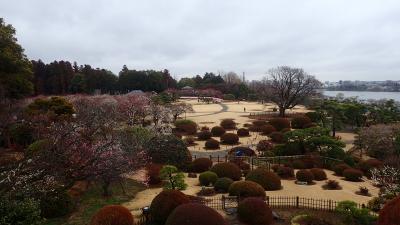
[102,180,111,197]
[331,116,336,137]
[279,107,286,117]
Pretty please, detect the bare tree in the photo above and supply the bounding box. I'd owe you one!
[265,66,321,117]
[222,71,242,84]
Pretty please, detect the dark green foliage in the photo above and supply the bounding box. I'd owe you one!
[214,178,233,192]
[191,158,213,173]
[269,118,291,131]
[245,167,281,190]
[276,166,294,179]
[205,138,220,149]
[228,181,266,198]
[150,190,190,224]
[210,162,242,180]
[147,134,192,169]
[118,68,176,93]
[269,131,285,143]
[197,130,212,140]
[274,143,303,156]
[90,205,134,225]
[306,111,322,123]
[220,133,239,144]
[291,215,333,225]
[40,191,73,218]
[199,171,218,186]
[237,128,249,137]
[9,122,34,148]
[296,169,314,183]
[211,126,226,137]
[237,197,273,225]
[291,116,312,129]
[336,201,377,225]
[174,120,197,135]
[220,119,236,130]
[0,196,43,225]
[310,168,327,181]
[343,168,363,181]
[165,203,227,225]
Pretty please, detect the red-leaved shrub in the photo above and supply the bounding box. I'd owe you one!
[228,181,266,198]
[378,195,400,225]
[210,162,242,180]
[261,125,277,135]
[310,168,327,181]
[90,205,134,225]
[146,163,163,185]
[211,126,226,137]
[165,203,227,225]
[191,158,213,173]
[237,197,273,225]
[277,166,294,179]
[269,131,285,143]
[256,140,274,152]
[205,138,220,149]
[221,133,239,144]
[291,116,312,129]
[245,167,281,191]
[237,128,250,137]
[333,163,351,176]
[269,118,291,131]
[197,130,212,140]
[343,168,363,181]
[149,190,190,224]
[220,119,236,130]
[296,169,314,184]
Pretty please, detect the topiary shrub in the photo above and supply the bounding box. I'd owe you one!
[343,168,363,181]
[277,166,294,179]
[90,205,134,225]
[256,140,273,152]
[252,120,267,127]
[199,171,218,186]
[268,131,285,143]
[214,177,234,193]
[333,163,351,176]
[237,197,273,225]
[292,159,305,169]
[220,133,239,145]
[291,214,333,225]
[245,167,281,191]
[197,130,212,140]
[148,134,192,169]
[40,191,74,218]
[296,169,314,184]
[149,190,190,224]
[260,125,276,135]
[174,119,198,135]
[310,168,327,181]
[291,116,312,129]
[358,159,383,177]
[210,162,242,180]
[220,119,236,130]
[146,163,163,185]
[165,203,227,225]
[229,158,251,171]
[228,181,266,198]
[191,158,213,173]
[378,195,400,225]
[323,180,342,190]
[229,146,255,156]
[211,126,226,137]
[305,112,320,122]
[205,138,220,149]
[183,136,196,146]
[269,118,291,131]
[237,128,250,137]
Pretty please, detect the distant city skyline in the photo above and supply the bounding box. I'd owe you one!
[1,0,400,81]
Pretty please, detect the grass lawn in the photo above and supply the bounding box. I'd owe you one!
[44,178,146,225]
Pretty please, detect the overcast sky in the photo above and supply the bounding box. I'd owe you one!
[2,0,400,81]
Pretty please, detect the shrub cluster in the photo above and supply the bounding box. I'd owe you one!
[205,138,220,149]
[245,167,281,191]
[310,168,327,181]
[229,146,256,156]
[237,197,273,225]
[323,180,341,190]
[210,162,242,180]
[165,203,227,225]
[174,119,197,135]
[256,140,274,152]
[191,158,213,173]
[269,118,291,131]
[149,190,190,224]
[220,119,236,130]
[269,131,285,143]
[211,126,226,137]
[237,128,250,137]
[230,158,251,171]
[199,171,218,186]
[261,125,277,135]
[276,166,294,179]
[296,169,314,184]
[220,133,239,145]
[90,205,134,225]
[333,163,351,176]
[291,116,312,129]
[214,177,234,193]
[343,168,363,181]
[197,130,212,140]
[228,181,266,198]
[292,159,306,169]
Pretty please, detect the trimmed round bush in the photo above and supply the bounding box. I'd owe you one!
[301,158,315,169]
[291,116,312,129]
[146,163,163,185]
[292,159,305,169]
[252,120,267,127]
[237,197,273,225]
[214,177,234,193]
[199,171,218,186]
[183,136,196,145]
[378,195,400,225]
[220,133,239,144]
[174,119,197,135]
[210,162,241,180]
[205,138,220,149]
[256,140,273,152]
[305,112,320,122]
[149,190,190,224]
[229,146,255,156]
[230,158,251,170]
[237,128,250,137]
[310,168,327,181]
[228,181,266,198]
[197,130,212,140]
[90,205,134,225]
[40,191,73,218]
[220,119,236,130]
[296,169,314,184]
[211,126,226,137]
[245,167,281,191]
[191,158,213,173]
[165,203,227,225]
[261,125,276,135]
[269,131,285,143]
[277,166,294,179]
[269,118,291,131]
[333,163,351,176]
[358,159,383,177]
[343,168,363,181]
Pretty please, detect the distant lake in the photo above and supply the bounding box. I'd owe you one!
[322,90,400,101]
